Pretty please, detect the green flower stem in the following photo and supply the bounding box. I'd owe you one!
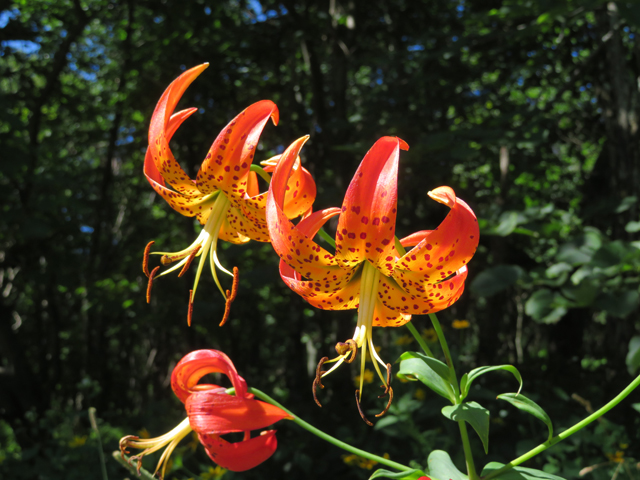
[250,164,271,184]
[112,451,157,480]
[484,372,640,480]
[318,228,336,248]
[406,320,434,357]
[227,387,413,472]
[429,313,478,480]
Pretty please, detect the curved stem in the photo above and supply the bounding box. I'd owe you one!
[227,387,413,472]
[250,164,272,184]
[429,313,478,480]
[405,320,434,357]
[483,373,640,480]
[318,227,336,248]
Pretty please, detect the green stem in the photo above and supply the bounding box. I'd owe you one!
[484,373,640,480]
[112,451,157,480]
[318,228,336,248]
[227,387,413,472]
[88,408,108,480]
[405,320,434,357]
[429,313,478,480]
[250,164,271,184]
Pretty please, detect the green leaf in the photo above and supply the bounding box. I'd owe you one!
[441,402,490,454]
[626,220,640,233]
[481,462,566,480]
[470,265,523,297]
[397,352,454,402]
[427,450,468,480]
[369,468,425,480]
[497,393,553,441]
[460,365,523,399]
[524,289,568,324]
[594,290,639,318]
[626,336,640,375]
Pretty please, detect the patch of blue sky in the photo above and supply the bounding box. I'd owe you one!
[571,50,578,57]
[246,0,286,23]
[452,35,459,42]
[0,9,19,28]
[407,44,424,52]
[205,6,211,15]
[80,225,94,233]
[1,40,40,54]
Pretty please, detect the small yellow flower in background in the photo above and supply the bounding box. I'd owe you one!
[137,428,151,439]
[452,319,470,329]
[422,328,438,343]
[619,443,629,450]
[394,334,414,346]
[200,465,228,479]
[355,369,374,386]
[68,435,87,448]
[605,451,625,463]
[414,388,426,401]
[342,453,390,470]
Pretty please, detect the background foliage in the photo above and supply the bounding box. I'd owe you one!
[1,0,640,478]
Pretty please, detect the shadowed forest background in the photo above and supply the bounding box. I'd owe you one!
[2,0,640,478]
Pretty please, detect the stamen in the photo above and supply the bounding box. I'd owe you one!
[375,386,393,418]
[119,435,138,458]
[146,266,160,303]
[161,254,175,266]
[334,339,357,363]
[355,389,374,426]
[187,290,194,326]
[378,363,392,396]
[313,356,329,407]
[143,241,155,277]
[219,267,239,327]
[178,245,201,278]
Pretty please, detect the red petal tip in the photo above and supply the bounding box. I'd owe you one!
[397,137,409,151]
[428,186,456,208]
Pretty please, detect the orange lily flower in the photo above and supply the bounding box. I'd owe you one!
[143,64,316,324]
[266,136,479,423]
[120,350,291,477]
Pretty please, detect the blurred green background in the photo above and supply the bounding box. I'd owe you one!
[1,0,640,478]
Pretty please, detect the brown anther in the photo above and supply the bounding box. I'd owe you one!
[178,245,201,278]
[142,241,155,277]
[355,389,374,426]
[187,290,194,326]
[334,339,357,363]
[146,266,160,303]
[378,363,393,397]
[312,356,329,407]
[119,435,137,458]
[219,267,239,327]
[375,386,393,418]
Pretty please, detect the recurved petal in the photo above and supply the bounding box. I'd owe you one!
[186,390,291,434]
[196,100,279,197]
[148,65,208,196]
[171,350,248,404]
[199,431,278,472]
[396,187,478,284]
[145,175,214,218]
[224,202,270,242]
[281,159,317,219]
[217,210,252,244]
[267,137,340,278]
[334,137,409,275]
[380,268,468,315]
[372,298,412,328]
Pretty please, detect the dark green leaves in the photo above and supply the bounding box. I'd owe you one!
[460,365,523,399]
[369,469,425,480]
[470,265,523,297]
[497,393,553,441]
[442,402,490,454]
[481,462,566,480]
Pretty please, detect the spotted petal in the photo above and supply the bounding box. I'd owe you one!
[196,100,279,197]
[334,137,408,275]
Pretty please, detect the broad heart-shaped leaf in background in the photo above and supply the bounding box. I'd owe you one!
[397,352,455,402]
[368,468,427,480]
[427,450,468,480]
[481,462,567,480]
[469,265,523,297]
[441,402,490,454]
[459,365,523,400]
[497,393,553,441]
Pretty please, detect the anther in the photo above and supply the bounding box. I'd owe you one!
[375,386,393,418]
[312,356,329,407]
[378,363,392,396]
[334,339,357,363]
[178,245,201,277]
[160,255,174,266]
[187,290,194,326]
[142,241,155,277]
[119,435,137,458]
[146,266,160,303]
[219,267,239,327]
[355,389,374,426]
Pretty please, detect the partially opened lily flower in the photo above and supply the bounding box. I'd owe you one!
[143,64,316,325]
[266,136,479,423]
[120,350,291,477]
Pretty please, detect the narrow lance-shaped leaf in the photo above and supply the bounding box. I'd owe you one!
[369,468,426,480]
[441,402,490,454]
[481,462,567,480]
[459,365,523,399]
[497,393,553,441]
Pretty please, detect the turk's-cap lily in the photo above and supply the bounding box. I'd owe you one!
[143,64,316,325]
[120,349,291,477]
[266,136,479,424]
